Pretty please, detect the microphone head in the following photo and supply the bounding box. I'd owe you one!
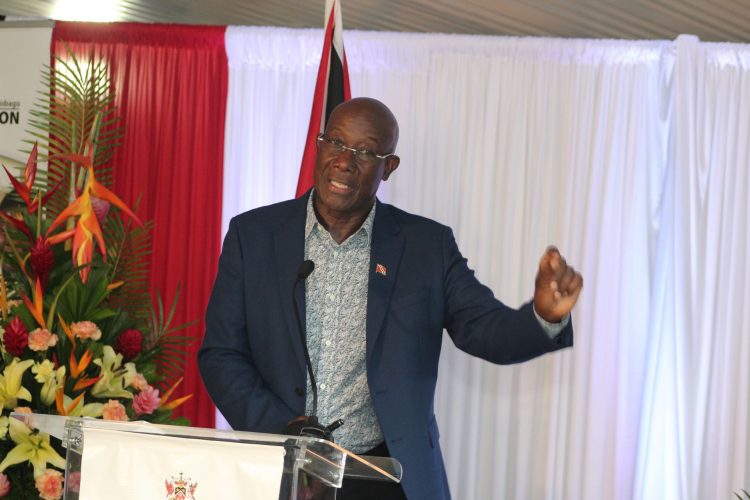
[297,260,315,280]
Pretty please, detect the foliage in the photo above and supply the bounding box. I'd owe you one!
[0,48,192,499]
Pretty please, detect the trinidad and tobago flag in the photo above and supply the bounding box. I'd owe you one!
[295,0,351,197]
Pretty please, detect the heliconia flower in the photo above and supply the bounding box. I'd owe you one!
[35,468,64,500]
[27,328,58,352]
[0,358,34,409]
[46,144,142,283]
[0,472,10,497]
[70,320,101,341]
[0,418,66,478]
[115,328,143,361]
[102,399,128,421]
[133,386,160,416]
[1,142,61,214]
[2,316,29,357]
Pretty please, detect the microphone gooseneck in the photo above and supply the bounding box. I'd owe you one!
[293,260,318,418]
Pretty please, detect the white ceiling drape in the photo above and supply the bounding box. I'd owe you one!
[221,27,750,500]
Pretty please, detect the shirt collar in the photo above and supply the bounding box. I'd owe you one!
[305,189,376,246]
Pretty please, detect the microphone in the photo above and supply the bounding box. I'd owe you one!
[290,260,344,441]
[292,260,319,419]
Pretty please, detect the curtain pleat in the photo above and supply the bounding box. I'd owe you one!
[51,21,228,429]
[222,27,750,500]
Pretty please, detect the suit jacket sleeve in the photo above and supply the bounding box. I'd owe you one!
[441,226,572,363]
[198,217,297,431]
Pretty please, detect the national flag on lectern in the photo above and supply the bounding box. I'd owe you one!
[295,0,351,197]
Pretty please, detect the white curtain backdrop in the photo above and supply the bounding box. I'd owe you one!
[221,27,750,500]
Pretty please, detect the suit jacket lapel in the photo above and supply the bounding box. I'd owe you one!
[273,193,309,376]
[367,201,405,361]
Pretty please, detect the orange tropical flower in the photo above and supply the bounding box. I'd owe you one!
[159,377,192,411]
[20,278,45,329]
[1,142,61,214]
[46,145,142,283]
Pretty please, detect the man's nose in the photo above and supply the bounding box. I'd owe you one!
[331,147,357,170]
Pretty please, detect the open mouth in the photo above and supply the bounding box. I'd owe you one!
[329,179,354,193]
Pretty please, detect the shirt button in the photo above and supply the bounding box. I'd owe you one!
[328,294,335,301]
[325,340,332,347]
[320,383,327,390]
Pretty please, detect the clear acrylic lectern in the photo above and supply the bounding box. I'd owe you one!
[11,412,402,500]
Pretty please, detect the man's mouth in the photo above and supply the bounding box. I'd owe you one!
[329,179,353,193]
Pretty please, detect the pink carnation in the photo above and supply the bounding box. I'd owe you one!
[133,386,161,416]
[102,400,128,421]
[0,472,10,497]
[35,469,63,500]
[70,321,101,341]
[28,328,58,352]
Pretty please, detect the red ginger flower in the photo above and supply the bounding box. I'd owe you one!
[30,236,54,289]
[115,328,143,361]
[3,316,29,357]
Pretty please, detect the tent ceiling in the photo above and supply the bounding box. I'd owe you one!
[1,0,749,43]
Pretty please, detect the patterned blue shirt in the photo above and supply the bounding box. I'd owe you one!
[304,193,382,453]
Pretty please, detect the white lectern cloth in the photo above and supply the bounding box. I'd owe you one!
[79,427,284,499]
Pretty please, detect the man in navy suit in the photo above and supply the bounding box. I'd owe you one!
[198,97,583,499]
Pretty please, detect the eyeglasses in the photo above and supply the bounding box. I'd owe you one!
[316,134,396,166]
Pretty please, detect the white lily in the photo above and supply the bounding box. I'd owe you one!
[0,358,35,409]
[0,418,66,477]
[32,361,67,406]
[91,346,133,399]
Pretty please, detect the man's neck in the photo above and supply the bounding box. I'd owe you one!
[313,197,374,245]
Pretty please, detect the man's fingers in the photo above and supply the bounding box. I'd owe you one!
[557,267,577,293]
[539,246,561,277]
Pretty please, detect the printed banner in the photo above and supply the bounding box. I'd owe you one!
[79,428,285,500]
[0,24,52,193]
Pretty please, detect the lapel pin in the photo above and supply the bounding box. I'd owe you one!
[375,263,387,276]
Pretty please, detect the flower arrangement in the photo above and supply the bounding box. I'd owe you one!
[0,51,192,498]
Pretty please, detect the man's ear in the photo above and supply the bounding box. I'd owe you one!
[382,156,400,181]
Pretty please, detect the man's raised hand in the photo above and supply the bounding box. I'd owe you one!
[534,246,583,323]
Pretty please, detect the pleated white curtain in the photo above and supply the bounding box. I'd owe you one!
[221,27,750,500]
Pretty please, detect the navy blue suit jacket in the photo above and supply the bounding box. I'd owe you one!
[198,192,573,500]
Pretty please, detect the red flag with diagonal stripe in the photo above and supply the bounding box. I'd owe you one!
[295,0,351,197]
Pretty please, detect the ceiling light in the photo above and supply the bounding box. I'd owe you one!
[51,0,123,22]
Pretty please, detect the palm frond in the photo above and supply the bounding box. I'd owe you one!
[26,46,123,220]
[140,285,198,390]
[104,203,154,326]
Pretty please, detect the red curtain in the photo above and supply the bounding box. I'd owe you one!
[52,22,227,428]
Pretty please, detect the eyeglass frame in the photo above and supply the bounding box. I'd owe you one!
[315,133,397,165]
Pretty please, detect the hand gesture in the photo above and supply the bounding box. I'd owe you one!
[534,246,583,323]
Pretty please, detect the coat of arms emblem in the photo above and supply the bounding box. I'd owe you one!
[165,472,198,500]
